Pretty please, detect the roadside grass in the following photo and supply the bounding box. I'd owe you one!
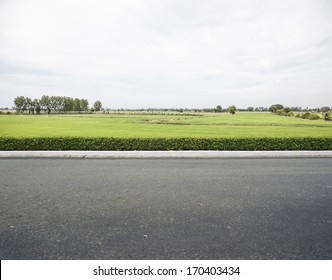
[1,112,332,138]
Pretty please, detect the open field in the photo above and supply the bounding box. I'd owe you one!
[1,112,332,138]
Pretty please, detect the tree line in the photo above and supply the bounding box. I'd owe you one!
[10,97,331,116]
[13,95,102,114]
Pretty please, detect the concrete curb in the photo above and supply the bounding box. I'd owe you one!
[0,151,332,158]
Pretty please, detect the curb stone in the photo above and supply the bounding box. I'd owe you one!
[0,151,332,158]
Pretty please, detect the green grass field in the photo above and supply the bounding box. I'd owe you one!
[1,112,332,138]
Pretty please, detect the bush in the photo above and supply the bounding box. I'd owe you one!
[301,112,311,119]
[0,137,331,151]
[323,112,331,121]
[228,105,236,115]
[276,109,285,116]
[275,109,294,117]
[284,107,291,113]
[296,112,320,120]
[308,114,320,120]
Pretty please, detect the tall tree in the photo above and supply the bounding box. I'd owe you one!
[73,98,81,111]
[93,100,102,112]
[63,97,74,112]
[14,96,26,113]
[33,99,41,114]
[40,95,51,114]
[80,99,89,111]
[25,97,33,114]
[50,96,63,112]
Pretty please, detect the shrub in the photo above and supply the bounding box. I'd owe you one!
[276,109,285,116]
[308,114,320,120]
[301,112,311,119]
[0,137,331,151]
[297,112,320,120]
[284,107,291,113]
[323,112,331,121]
[275,109,294,117]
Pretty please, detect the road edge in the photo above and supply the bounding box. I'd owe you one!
[0,151,332,158]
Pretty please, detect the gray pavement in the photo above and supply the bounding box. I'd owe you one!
[0,158,331,259]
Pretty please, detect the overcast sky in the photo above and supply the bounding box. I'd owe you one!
[0,0,331,109]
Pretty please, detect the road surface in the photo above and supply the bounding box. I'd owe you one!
[0,158,331,259]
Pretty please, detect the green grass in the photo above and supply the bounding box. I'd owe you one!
[1,112,332,138]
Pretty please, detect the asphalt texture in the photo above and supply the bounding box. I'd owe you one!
[0,158,331,260]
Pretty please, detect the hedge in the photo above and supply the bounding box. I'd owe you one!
[0,137,331,151]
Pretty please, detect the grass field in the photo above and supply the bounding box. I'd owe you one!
[1,112,332,138]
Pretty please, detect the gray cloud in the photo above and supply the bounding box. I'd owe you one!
[0,0,332,108]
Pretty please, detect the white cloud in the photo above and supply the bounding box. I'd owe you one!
[1,0,331,108]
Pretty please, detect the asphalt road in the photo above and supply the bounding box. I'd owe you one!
[0,158,331,259]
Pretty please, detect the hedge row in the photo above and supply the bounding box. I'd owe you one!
[0,137,331,151]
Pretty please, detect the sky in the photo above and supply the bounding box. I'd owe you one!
[0,0,332,109]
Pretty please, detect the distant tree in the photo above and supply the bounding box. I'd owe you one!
[80,99,89,111]
[228,105,236,115]
[203,108,214,112]
[72,98,81,111]
[24,97,30,114]
[290,107,302,112]
[34,99,41,114]
[40,95,51,114]
[283,107,291,114]
[269,104,284,113]
[321,106,331,113]
[56,96,65,112]
[247,107,254,112]
[49,96,65,113]
[63,97,74,112]
[215,105,222,113]
[14,96,26,113]
[254,107,268,112]
[93,100,102,112]
[49,96,57,112]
